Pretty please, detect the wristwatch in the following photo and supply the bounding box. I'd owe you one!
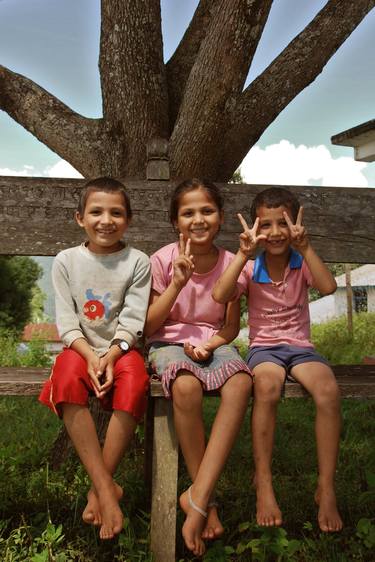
[111,339,130,353]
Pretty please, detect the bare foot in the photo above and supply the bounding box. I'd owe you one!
[255,479,282,527]
[94,481,124,540]
[179,487,207,556]
[315,487,343,532]
[82,482,123,527]
[82,488,101,526]
[201,504,224,540]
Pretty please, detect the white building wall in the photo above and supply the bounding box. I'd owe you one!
[309,294,336,325]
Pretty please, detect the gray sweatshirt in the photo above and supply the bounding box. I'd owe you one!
[52,243,151,355]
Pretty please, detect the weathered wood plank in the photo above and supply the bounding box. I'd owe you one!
[1,177,375,262]
[2,366,375,398]
[0,368,49,395]
[150,398,179,562]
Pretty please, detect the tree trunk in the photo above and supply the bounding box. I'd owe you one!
[1,0,373,180]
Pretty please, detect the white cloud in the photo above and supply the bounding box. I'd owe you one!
[0,164,37,176]
[0,159,82,178]
[43,160,83,178]
[240,140,369,187]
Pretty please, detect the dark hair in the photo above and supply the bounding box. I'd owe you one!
[169,178,224,224]
[77,177,132,219]
[250,187,300,222]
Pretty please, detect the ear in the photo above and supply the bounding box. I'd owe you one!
[75,211,85,228]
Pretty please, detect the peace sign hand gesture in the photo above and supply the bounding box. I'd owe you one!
[237,214,267,258]
[283,207,309,252]
[172,234,195,290]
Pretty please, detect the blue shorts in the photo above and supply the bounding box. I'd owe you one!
[246,344,328,379]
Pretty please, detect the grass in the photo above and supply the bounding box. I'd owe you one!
[0,315,375,560]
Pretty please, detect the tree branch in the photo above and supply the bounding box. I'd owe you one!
[100,0,168,176]
[169,0,273,178]
[220,0,375,180]
[166,0,217,129]
[0,65,103,176]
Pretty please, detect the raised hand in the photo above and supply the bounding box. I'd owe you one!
[283,207,309,252]
[237,214,267,257]
[172,234,195,290]
[184,341,212,362]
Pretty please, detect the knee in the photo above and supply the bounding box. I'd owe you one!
[254,376,282,404]
[172,374,202,408]
[222,373,252,401]
[314,379,341,410]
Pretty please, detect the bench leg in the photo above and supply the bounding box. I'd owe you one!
[150,397,179,562]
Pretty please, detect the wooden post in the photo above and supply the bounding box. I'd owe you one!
[345,264,353,339]
[150,397,179,562]
[146,137,170,180]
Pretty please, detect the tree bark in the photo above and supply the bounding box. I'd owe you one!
[99,0,169,177]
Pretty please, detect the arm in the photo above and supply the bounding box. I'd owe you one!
[283,208,337,295]
[213,214,265,303]
[184,299,241,361]
[300,245,337,295]
[145,235,194,337]
[52,254,86,347]
[113,253,152,347]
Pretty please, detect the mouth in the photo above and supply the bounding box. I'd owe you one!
[190,228,207,234]
[267,239,286,246]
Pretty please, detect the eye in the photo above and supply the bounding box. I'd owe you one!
[181,211,193,217]
[203,208,216,214]
[112,210,123,217]
[260,222,270,229]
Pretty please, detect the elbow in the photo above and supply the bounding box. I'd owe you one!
[213,292,226,304]
[321,280,337,296]
[212,287,224,303]
[212,286,232,304]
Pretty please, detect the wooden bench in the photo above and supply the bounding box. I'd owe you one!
[1,175,375,562]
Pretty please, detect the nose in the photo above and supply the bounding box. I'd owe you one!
[270,222,280,237]
[193,212,204,223]
[100,212,113,224]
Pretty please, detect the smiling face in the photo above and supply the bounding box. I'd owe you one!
[256,205,293,258]
[75,190,130,254]
[174,188,223,251]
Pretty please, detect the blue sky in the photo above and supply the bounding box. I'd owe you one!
[1,0,375,187]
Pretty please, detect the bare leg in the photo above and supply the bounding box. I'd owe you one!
[251,363,285,527]
[174,371,252,555]
[291,363,343,532]
[62,404,124,539]
[82,410,136,527]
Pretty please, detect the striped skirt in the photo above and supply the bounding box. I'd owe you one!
[148,342,252,399]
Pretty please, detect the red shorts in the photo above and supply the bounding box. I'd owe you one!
[39,348,149,422]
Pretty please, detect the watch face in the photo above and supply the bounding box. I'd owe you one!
[119,340,129,352]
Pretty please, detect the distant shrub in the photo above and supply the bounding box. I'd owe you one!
[0,329,52,368]
[311,312,375,364]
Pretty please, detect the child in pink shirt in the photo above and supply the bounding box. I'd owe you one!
[145,178,252,556]
[213,187,343,533]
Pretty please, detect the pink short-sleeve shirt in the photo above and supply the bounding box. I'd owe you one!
[148,242,236,347]
[237,250,314,348]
